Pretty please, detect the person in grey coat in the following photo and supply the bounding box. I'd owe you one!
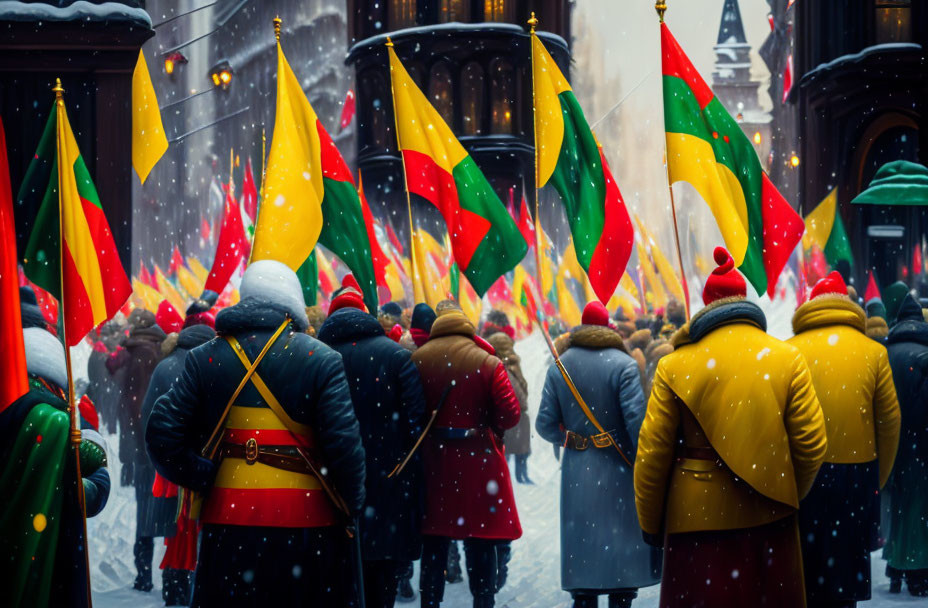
[536,302,660,608]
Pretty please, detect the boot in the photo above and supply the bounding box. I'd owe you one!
[515,456,534,485]
[495,543,511,592]
[571,595,598,608]
[473,593,495,608]
[132,536,154,592]
[396,576,416,603]
[890,577,902,594]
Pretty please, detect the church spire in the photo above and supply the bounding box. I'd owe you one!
[717,0,747,45]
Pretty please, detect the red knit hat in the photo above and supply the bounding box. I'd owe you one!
[582,301,610,327]
[702,247,747,305]
[156,300,184,334]
[328,274,367,315]
[810,270,847,300]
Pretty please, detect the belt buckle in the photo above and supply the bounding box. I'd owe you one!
[591,432,612,449]
[244,437,258,465]
[575,434,589,450]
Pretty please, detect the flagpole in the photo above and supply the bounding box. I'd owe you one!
[53,77,94,608]
[655,1,691,321]
[528,13,548,324]
[386,37,424,305]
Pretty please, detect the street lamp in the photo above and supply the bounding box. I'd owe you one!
[164,52,187,76]
[209,61,233,90]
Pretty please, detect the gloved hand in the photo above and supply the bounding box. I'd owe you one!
[78,438,106,476]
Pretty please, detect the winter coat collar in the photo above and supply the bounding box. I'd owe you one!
[792,294,866,335]
[887,318,928,348]
[428,312,475,341]
[215,297,309,334]
[486,332,521,365]
[672,297,766,348]
[317,307,384,345]
[866,316,889,341]
[566,324,628,353]
[177,324,216,351]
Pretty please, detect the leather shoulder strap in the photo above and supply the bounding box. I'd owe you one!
[225,334,312,438]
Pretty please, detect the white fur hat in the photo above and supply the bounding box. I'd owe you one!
[23,327,68,390]
[240,259,309,329]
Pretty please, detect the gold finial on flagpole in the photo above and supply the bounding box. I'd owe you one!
[527,11,538,34]
[385,36,394,48]
[655,1,667,23]
[273,15,281,41]
[52,78,64,104]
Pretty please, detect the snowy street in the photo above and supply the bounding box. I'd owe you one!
[90,332,922,608]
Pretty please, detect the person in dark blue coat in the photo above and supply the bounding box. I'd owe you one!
[139,303,216,607]
[318,276,427,608]
[145,260,366,608]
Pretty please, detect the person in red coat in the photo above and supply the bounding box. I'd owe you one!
[411,308,522,608]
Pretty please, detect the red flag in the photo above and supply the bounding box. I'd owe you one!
[386,221,404,256]
[487,276,513,308]
[200,217,211,242]
[338,89,356,132]
[518,196,535,249]
[241,159,258,223]
[168,245,185,276]
[139,261,157,289]
[782,54,793,104]
[0,117,28,412]
[913,242,924,278]
[204,190,247,294]
[864,271,881,303]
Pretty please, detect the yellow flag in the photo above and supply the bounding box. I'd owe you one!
[556,273,582,328]
[413,229,448,308]
[251,40,324,269]
[636,239,667,308]
[186,256,209,285]
[803,188,837,251]
[176,266,204,301]
[132,50,168,185]
[131,279,163,312]
[634,216,685,304]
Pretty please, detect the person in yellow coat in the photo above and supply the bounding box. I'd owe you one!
[634,247,828,608]
[789,271,901,608]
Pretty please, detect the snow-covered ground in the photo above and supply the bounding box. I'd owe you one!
[92,330,920,607]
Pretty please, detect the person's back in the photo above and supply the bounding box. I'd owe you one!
[146,260,365,607]
[634,248,827,608]
[536,302,659,608]
[318,293,426,608]
[883,294,928,597]
[412,310,521,608]
[787,272,900,605]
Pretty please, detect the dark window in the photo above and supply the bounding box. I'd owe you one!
[360,70,392,152]
[429,63,455,126]
[439,0,470,22]
[489,59,514,134]
[390,0,417,29]
[875,0,912,43]
[461,62,484,135]
[484,0,514,22]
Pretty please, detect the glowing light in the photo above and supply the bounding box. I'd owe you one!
[164,58,175,75]
[211,73,221,87]
[790,154,800,168]
[753,131,762,145]
[33,513,46,532]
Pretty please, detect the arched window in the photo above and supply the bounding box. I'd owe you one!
[429,63,454,126]
[875,0,912,43]
[439,0,470,22]
[460,62,484,136]
[490,59,514,134]
[390,0,416,29]
[483,0,514,22]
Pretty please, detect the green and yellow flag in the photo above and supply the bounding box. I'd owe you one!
[803,188,853,269]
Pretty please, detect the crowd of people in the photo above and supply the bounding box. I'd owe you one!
[5,246,928,608]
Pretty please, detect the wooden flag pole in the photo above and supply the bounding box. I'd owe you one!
[53,78,93,608]
[655,0,691,320]
[386,37,425,305]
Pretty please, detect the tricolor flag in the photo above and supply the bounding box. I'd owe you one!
[531,31,634,304]
[661,21,804,297]
[803,188,853,270]
[21,85,131,346]
[388,41,526,296]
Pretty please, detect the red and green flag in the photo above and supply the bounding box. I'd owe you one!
[661,22,804,297]
[803,188,853,270]
[21,90,131,346]
[531,32,635,304]
[388,42,527,296]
